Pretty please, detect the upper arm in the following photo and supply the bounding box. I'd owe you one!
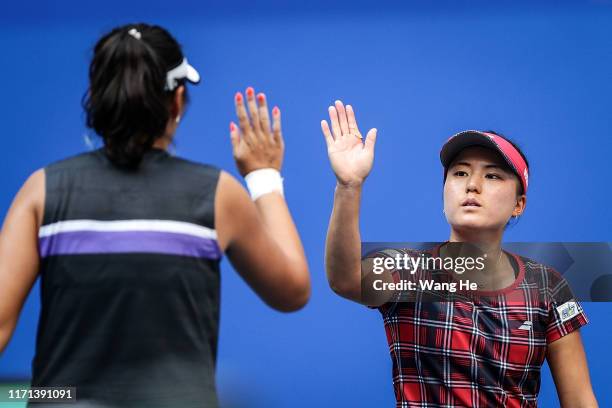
[214,170,276,257]
[358,248,420,307]
[547,330,598,407]
[0,169,45,351]
[214,171,307,311]
[352,256,395,307]
[543,275,597,407]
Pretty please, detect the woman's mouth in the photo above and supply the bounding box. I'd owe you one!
[461,198,482,207]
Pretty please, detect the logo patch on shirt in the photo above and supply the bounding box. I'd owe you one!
[556,301,578,323]
[518,320,532,330]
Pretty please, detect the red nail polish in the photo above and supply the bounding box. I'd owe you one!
[272,106,279,116]
[230,122,236,131]
[257,93,265,103]
[235,92,242,103]
[246,87,254,98]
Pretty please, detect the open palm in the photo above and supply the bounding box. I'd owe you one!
[321,100,378,186]
[230,87,284,177]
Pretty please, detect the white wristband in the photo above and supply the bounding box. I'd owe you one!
[244,168,284,201]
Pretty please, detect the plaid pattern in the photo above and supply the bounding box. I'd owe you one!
[376,247,588,407]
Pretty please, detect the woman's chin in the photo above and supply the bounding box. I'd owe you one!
[450,217,499,232]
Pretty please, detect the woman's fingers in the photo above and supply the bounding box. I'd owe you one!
[234,92,252,143]
[272,106,282,145]
[245,87,261,137]
[257,93,272,139]
[328,106,342,140]
[229,121,240,151]
[321,120,334,147]
[346,105,362,139]
[335,100,350,136]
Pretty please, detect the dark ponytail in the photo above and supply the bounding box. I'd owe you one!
[83,23,187,168]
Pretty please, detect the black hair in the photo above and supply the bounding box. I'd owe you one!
[83,23,188,169]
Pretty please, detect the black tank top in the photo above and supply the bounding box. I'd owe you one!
[30,148,221,408]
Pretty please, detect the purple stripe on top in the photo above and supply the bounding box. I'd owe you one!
[39,230,222,259]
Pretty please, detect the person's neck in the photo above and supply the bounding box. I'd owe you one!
[444,227,505,271]
[152,135,172,151]
[448,227,503,251]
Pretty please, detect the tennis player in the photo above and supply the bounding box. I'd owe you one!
[0,23,310,407]
[321,100,598,407]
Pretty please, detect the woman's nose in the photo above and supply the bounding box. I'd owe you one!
[466,175,481,193]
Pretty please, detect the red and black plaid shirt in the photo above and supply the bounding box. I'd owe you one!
[375,247,588,407]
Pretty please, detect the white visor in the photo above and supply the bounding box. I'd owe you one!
[165,58,201,91]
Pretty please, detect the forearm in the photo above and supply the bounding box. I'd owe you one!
[325,183,363,298]
[252,191,310,308]
[254,191,310,308]
[253,192,306,265]
[0,320,16,357]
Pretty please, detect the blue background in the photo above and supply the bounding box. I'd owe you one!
[1,1,611,406]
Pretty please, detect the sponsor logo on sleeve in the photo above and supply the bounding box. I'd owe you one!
[556,301,578,323]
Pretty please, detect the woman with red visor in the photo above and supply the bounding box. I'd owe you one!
[321,100,598,407]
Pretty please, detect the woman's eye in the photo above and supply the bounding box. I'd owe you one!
[486,173,501,179]
[454,171,467,177]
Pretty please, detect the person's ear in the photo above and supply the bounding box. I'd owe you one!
[172,85,185,123]
[512,194,527,217]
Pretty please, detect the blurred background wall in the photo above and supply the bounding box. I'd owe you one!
[1,1,611,406]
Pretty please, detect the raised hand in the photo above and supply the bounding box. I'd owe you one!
[230,87,284,177]
[321,100,377,187]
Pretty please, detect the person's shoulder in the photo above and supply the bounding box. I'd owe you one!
[515,254,565,282]
[511,253,576,304]
[44,149,103,172]
[165,153,221,177]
